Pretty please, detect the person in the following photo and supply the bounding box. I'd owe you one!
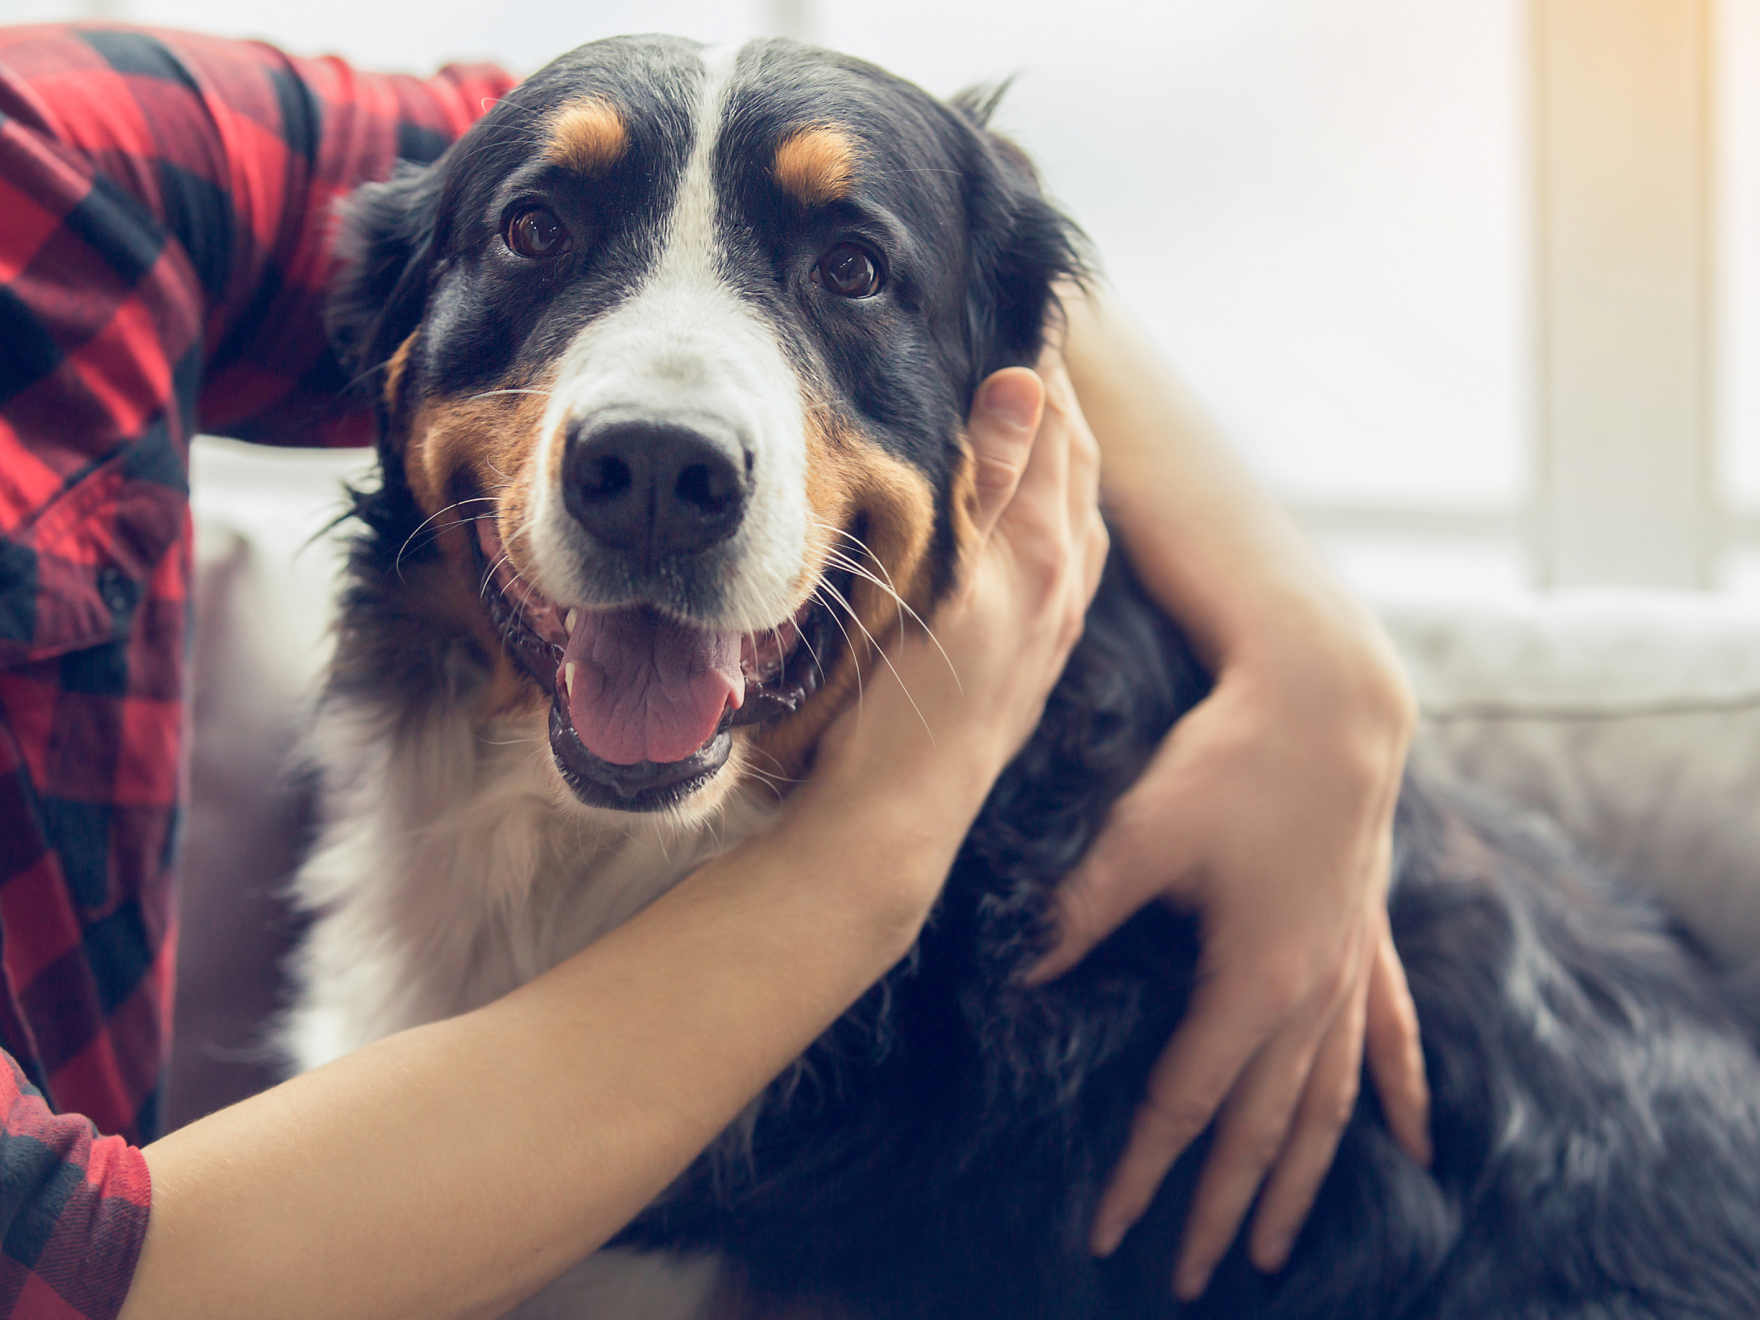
[0,22,1425,1318]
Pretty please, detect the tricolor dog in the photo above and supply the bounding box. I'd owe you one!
[290,34,1760,1320]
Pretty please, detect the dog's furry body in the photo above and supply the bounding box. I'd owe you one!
[291,34,1760,1319]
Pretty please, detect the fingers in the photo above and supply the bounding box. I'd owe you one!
[1040,359,1110,606]
[1087,961,1284,1259]
[1363,919,1432,1168]
[1245,932,1373,1275]
[1026,738,1206,987]
[966,368,1046,542]
[1025,791,1194,987]
[1026,833,1158,987]
[1165,937,1360,1299]
[999,366,1072,543]
[1098,911,1404,1299]
[979,357,1102,674]
[1039,358,1100,522]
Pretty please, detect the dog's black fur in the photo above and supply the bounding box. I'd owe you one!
[327,36,1760,1319]
[626,560,1760,1318]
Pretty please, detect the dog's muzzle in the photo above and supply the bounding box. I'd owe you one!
[474,514,834,812]
[563,418,752,571]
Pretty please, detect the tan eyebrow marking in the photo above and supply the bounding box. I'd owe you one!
[773,126,860,207]
[546,98,628,175]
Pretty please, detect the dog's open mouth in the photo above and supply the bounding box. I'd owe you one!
[474,518,835,810]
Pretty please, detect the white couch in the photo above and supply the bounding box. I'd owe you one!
[172,438,1760,1122]
[1382,595,1760,969]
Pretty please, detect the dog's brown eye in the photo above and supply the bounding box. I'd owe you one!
[506,206,570,259]
[814,243,881,298]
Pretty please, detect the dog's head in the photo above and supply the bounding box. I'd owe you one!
[330,36,1081,816]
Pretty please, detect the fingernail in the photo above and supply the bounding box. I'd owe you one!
[1174,1259,1213,1301]
[1090,1217,1127,1258]
[976,372,1038,430]
[1256,1233,1294,1273]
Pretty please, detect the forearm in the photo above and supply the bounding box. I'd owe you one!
[121,764,987,1320]
[120,353,1090,1320]
[1062,288,1411,725]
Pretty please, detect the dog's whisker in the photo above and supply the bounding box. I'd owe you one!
[466,387,554,403]
[394,498,497,581]
[740,763,791,805]
[514,570,547,618]
[480,551,517,599]
[815,547,940,655]
[810,580,865,713]
[741,740,805,795]
[476,509,546,599]
[814,572,939,743]
[398,513,507,564]
[788,608,828,688]
[813,529,959,692]
[826,533,912,649]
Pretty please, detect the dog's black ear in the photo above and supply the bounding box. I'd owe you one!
[325,159,447,389]
[949,85,1089,394]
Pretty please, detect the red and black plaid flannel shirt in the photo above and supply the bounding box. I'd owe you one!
[0,24,514,1315]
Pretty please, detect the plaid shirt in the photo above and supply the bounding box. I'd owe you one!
[0,24,513,1315]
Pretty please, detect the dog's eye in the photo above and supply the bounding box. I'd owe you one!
[505,206,571,260]
[814,243,882,298]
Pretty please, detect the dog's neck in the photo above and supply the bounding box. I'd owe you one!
[293,695,783,1064]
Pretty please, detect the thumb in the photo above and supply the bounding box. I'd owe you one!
[966,368,1045,542]
[1024,782,1205,985]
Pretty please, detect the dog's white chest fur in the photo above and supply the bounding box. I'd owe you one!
[289,698,776,1069]
[288,697,772,1319]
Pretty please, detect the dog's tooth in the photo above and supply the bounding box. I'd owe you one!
[564,662,576,698]
[566,609,579,633]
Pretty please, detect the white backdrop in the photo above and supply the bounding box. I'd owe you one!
[3,0,1534,594]
[0,1,1528,492]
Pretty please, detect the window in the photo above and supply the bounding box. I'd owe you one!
[1719,0,1760,591]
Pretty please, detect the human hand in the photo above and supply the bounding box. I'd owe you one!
[1028,616,1429,1298]
[813,355,1108,802]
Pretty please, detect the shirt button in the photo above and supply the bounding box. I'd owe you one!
[98,567,132,614]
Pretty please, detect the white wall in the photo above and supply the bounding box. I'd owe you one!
[0,0,773,74]
[2,0,1529,505]
[817,0,1529,514]
[1,0,1536,595]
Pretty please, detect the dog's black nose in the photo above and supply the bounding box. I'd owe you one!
[563,420,750,563]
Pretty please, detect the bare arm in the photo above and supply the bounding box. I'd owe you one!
[125,778,970,1320]
[1038,289,1430,1296]
[119,363,1104,1320]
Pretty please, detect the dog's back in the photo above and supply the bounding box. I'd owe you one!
[609,554,1760,1320]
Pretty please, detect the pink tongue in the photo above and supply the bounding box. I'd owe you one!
[560,607,745,766]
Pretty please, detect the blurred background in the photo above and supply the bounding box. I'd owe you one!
[1,0,1753,600]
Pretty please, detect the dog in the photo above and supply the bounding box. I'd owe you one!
[289,34,1760,1319]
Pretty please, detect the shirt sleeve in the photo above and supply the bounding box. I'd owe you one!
[1,26,518,667]
[0,1051,148,1320]
[0,28,515,1314]
[0,25,517,455]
